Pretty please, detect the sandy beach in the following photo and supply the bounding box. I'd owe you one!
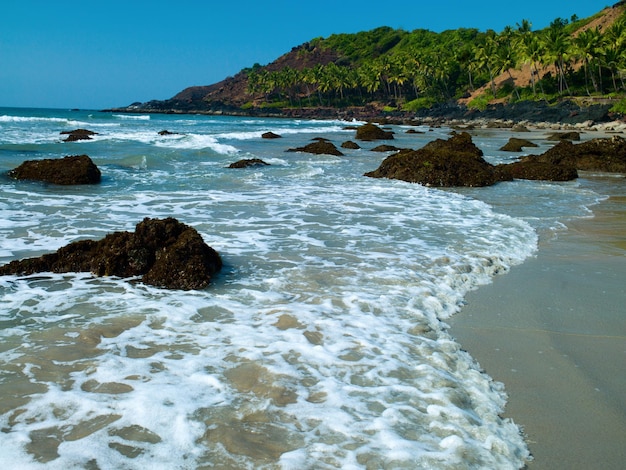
[450,174,626,469]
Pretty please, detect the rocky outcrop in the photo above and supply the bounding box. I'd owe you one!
[286,140,344,156]
[356,123,394,141]
[531,136,626,173]
[500,138,539,152]
[546,131,581,141]
[341,141,360,149]
[371,144,403,152]
[364,132,504,187]
[228,158,270,168]
[262,132,282,139]
[61,129,99,142]
[0,218,222,290]
[364,131,595,186]
[8,155,101,185]
[496,159,578,181]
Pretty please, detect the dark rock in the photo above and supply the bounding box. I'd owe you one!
[262,132,282,139]
[61,128,99,142]
[355,123,394,141]
[286,141,344,156]
[8,155,101,185]
[341,141,360,149]
[364,132,504,187]
[496,159,578,181]
[371,145,403,152]
[512,124,530,132]
[533,136,626,173]
[158,130,181,135]
[500,138,539,152]
[0,218,222,290]
[406,129,425,134]
[228,158,270,168]
[546,131,581,141]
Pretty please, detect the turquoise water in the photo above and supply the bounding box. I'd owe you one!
[0,108,603,469]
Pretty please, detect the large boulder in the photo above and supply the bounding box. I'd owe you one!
[534,136,626,173]
[496,159,578,181]
[0,218,222,290]
[355,123,394,141]
[8,155,101,185]
[286,140,344,156]
[500,138,539,152]
[61,128,99,142]
[261,132,282,139]
[364,132,504,187]
[228,158,270,168]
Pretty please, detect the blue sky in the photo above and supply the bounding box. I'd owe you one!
[0,0,611,109]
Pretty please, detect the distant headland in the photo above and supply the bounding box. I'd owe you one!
[106,2,626,126]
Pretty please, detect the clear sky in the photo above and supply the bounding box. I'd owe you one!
[0,0,612,110]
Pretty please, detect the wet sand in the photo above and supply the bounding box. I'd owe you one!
[450,176,626,469]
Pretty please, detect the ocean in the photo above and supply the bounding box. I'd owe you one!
[0,107,605,469]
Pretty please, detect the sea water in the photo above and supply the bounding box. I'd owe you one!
[0,108,604,469]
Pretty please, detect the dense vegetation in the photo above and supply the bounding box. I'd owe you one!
[244,9,626,113]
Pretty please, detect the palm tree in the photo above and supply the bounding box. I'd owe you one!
[574,27,604,94]
[541,21,572,95]
[474,35,499,98]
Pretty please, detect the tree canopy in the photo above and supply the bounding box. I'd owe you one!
[243,7,626,112]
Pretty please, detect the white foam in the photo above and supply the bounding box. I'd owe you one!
[7,112,611,469]
[113,114,151,120]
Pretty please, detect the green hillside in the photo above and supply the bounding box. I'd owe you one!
[243,4,626,113]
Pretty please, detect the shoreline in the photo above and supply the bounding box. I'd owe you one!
[450,175,626,469]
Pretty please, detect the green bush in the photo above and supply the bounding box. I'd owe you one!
[610,98,626,114]
[402,97,437,111]
[467,94,490,111]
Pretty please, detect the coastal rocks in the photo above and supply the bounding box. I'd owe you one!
[286,140,344,156]
[158,130,182,135]
[262,132,282,139]
[61,128,99,142]
[371,144,403,152]
[341,141,360,149]
[0,217,222,290]
[546,131,581,141]
[228,158,270,168]
[355,123,394,141]
[496,159,578,181]
[500,138,539,152]
[533,136,626,173]
[365,132,504,187]
[8,154,101,185]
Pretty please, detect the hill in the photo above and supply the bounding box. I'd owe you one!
[108,2,626,123]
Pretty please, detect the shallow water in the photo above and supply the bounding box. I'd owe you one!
[0,108,605,469]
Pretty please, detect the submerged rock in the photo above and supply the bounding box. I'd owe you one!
[61,128,99,142]
[500,138,539,152]
[496,159,578,181]
[262,132,282,139]
[365,132,503,187]
[546,131,581,141]
[532,136,626,173]
[286,140,344,156]
[228,158,270,168]
[355,123,394,141]
[371,144,403,152]
[341,141,360,149]
[0,218,222,290]
[8,154,101,185]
